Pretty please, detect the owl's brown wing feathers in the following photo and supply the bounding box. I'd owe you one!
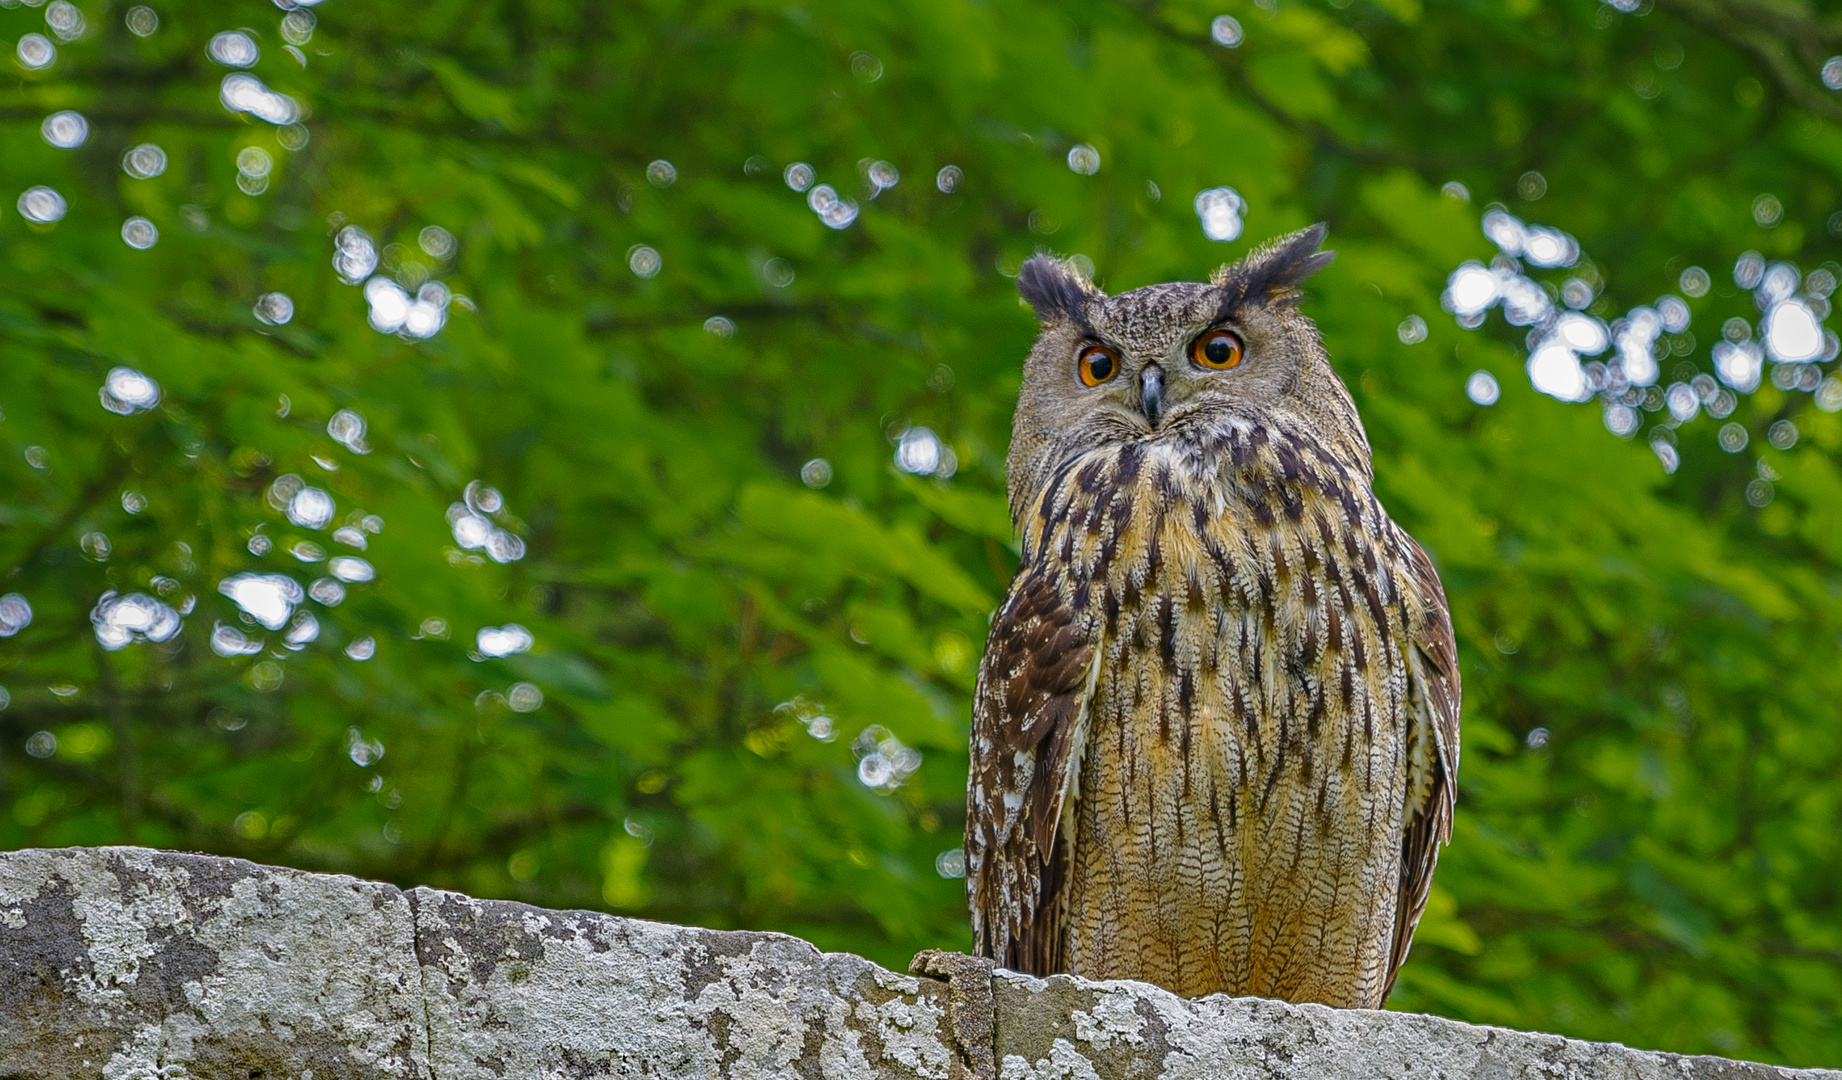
[966,562,1097,974]
[1383,534,1463,1000]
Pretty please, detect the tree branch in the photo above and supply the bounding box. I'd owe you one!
[1662,0,1842,124]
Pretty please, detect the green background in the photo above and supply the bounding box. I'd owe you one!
[3,0,1841,1064]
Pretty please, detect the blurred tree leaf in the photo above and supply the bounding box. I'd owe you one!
[2,0,1841,1063]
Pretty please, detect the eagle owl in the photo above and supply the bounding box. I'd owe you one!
[965,225,1460,1008]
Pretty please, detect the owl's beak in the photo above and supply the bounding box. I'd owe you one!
[1140,365,1164,429]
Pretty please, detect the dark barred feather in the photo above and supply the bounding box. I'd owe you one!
[967,410,1459,1006]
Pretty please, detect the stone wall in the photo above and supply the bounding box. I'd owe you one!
[1,846,1833,1080]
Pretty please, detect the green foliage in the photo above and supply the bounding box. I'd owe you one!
[2,0,1840,1064]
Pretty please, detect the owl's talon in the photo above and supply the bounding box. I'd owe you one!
[908,947,990,981]
[908,949,995,1080]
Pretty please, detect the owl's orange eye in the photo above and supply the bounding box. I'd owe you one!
[1191,329,1243,370]
[1078,345,1119,387]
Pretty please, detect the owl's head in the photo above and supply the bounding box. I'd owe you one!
[1005,224,1369,512]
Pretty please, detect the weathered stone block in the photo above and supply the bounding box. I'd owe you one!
[0,846,426,1080]
[1,847,1836,1080]
[991,971,1835,1080]
[409,886,963,1079]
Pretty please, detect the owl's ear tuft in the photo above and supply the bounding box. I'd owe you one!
[1211,224,1336,314]
[1018,254,1102,325]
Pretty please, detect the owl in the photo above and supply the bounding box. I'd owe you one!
[964,225,1460,1008]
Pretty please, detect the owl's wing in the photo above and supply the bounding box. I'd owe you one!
[1383,533,1462,1001]
[965,560,1098,975]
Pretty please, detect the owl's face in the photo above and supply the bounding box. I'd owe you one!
[1005,226,1368,514]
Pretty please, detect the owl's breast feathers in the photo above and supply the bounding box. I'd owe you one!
[967,420,1460,1004]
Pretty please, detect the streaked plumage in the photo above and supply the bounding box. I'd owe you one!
[966,226,1460,1007]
